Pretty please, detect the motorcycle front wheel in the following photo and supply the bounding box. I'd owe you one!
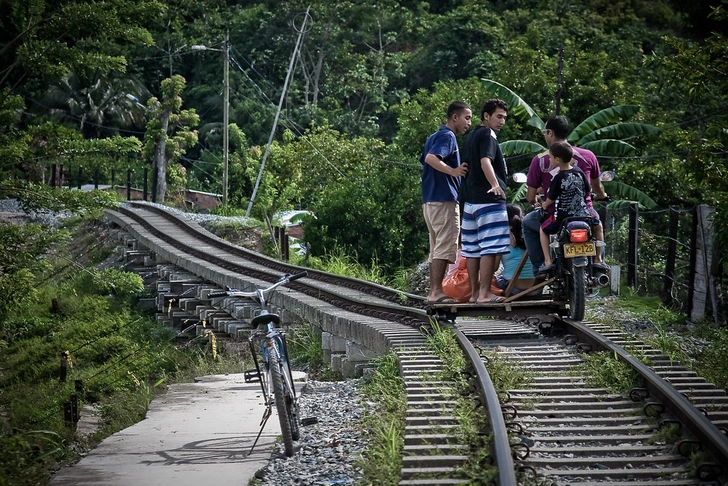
[569,266,586,321]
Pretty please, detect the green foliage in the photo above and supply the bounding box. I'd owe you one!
[1,180,117,216]
[357,352,405,485]
[0,429,64,486]
[693,327,728,391]
[142,75,199,203]
[573,351,642,394]
[286,321,326,377]
[0,222,67,323]
[73,268,145,299]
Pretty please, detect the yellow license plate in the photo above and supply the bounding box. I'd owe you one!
[564,242,596,257]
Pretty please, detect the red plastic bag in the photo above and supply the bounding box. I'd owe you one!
[442,250,471,303]
[443,252,471,303]
[442,250,503,303]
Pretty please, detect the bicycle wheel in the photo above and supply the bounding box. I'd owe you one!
[266,340,295,457]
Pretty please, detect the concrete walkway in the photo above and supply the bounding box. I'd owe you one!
[50,373,282,486]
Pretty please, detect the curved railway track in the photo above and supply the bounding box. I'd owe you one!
[105,201,728,485]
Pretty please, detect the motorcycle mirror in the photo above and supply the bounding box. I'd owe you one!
[600,170,615,182]
[512,172,527,184]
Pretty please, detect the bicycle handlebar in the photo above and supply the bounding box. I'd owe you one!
[207,271,308,299]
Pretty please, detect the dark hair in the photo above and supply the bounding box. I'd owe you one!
[544,115,569,139]
[481,98,508,119]
[447,101,471,120]
[506,204,526,249]
[549,140,573,163]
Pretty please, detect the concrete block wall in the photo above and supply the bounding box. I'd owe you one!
[108,213,407,378]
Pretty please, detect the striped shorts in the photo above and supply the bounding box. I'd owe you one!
[461,202,510,258]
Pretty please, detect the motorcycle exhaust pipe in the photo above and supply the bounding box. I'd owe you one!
[596,273,610,286]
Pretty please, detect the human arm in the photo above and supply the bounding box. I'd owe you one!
[424,153,468,177]
[590,178,608,200]
[526,186,540,206]
[541,197,554,210]
[481,157,505,197]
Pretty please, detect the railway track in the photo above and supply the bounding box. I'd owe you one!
[106,201,728,485]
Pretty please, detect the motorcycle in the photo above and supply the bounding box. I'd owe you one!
[512,171,613,320]
[543,215,609,321]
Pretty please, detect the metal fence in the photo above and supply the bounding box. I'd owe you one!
[601,203,724,324]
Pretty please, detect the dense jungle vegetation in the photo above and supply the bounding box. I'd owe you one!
[1,0,727,274]
[2,2,728,483]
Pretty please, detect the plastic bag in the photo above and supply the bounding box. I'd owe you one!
[443,251,471,303]
[442,250,503,303]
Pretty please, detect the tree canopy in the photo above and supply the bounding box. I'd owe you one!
[2,0,727,270]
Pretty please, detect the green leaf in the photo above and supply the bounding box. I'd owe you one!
[578,123,661,144]
[578,139,636,156]
[500,139,546,157]
[481,79,544,129]
[603,181,658,209]
[568,105,642,143]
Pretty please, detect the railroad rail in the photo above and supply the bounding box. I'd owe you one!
[106,201,728,485]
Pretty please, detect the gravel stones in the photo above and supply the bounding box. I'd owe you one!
[256,379,366,485]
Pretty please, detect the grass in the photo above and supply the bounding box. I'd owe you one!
[586,288,728,391]
[572,350,643,394]
[0,216,246,486]
[356,352,406,485]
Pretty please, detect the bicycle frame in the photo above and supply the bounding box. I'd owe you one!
[207,271,307,457]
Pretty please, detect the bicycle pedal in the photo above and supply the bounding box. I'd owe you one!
[244,369,261,383]
[301,417,318,426]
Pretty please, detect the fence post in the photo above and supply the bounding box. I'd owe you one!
[663,207,679,306]
[94,168,99,189]
[77,166,82,190]
[690,205,719,322]
[152,166,157,203]
[282,227,289,261]
[143,168,148,201]
[627,203,639,288]
[127,170,132,200]
[50,164,56,187]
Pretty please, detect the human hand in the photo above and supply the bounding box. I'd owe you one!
[453,163,468,177]
[488,185,505,197]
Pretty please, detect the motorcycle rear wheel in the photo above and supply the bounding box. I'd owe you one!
[569,267,586,321]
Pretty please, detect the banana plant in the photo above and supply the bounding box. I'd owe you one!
[483,78,659,209]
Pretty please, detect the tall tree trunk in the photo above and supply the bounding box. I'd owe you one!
[154,108,171,202]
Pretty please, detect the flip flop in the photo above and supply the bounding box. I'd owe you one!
[477,295,504,304]
[428,296,458,304]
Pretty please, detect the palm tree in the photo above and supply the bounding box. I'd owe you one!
[483,79,660,209]
[41,72,149,138]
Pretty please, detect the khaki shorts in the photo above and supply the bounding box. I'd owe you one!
[423,202,460,263]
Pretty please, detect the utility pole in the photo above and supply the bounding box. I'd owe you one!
[247,8,310,217]
[223,28,229,206]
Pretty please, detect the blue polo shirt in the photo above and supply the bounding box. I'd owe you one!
[419,125,461,203]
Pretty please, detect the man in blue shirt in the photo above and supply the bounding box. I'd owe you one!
[420,101,472,303]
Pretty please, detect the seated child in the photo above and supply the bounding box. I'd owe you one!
[496,204,538,296]
[538,141,605,274]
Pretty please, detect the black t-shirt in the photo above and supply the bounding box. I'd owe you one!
[460,125,507,204]
[548,166,591,222]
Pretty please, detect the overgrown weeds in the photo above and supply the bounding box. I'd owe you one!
[0,216,244,486]
[357,352,406,485]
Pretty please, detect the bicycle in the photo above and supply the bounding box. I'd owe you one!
[208,271,308,457]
